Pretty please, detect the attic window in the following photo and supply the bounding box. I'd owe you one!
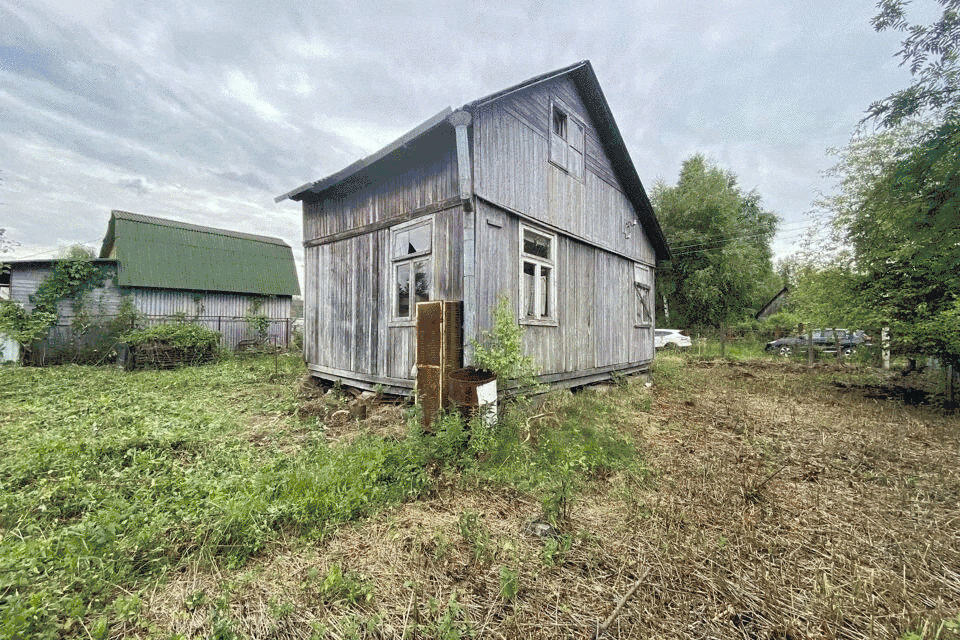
[549,100,584,180]
[392,218,433,321]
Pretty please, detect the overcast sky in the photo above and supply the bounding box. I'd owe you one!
[0,0,929,280]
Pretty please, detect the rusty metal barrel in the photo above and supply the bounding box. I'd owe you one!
[447,367,497,422]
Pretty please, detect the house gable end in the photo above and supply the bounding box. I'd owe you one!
[301,124,460,243]
[467,61,669,262]
[472,72,658,264]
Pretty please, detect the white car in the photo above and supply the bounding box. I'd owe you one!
[654,329,692,350]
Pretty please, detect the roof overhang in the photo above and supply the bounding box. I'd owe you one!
[275,108,453,203]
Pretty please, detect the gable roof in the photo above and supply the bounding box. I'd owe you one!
[276,61,670,261]
[755,286,789,320]
[99,210,300,296]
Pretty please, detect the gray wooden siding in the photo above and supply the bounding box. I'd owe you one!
[305,206,463,382]
[302,138,459,243]
[11,264,122,318]
[473,76,655,265]
[129,288,289,319]
[9,264,292,350]
[474,202,652,376]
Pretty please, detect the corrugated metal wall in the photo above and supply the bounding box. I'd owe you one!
[8,263,293,352]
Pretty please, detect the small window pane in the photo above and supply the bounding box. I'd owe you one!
[540,267,551,317]
[570,121,584,152]
[552,107,567,139]
[393,230,409,259]
[523,261,536,317]
[408,223,431,255]
[396,263,410,317]
[636,284,652,324]
[413,259,430,304]
[523,230,551,260]
[569,148,583,180]
[550,132,567,169]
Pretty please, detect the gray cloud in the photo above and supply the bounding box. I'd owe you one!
[1,0,923,274]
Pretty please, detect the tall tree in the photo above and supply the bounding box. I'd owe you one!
[824,0,960,366]
[653,155,779,329]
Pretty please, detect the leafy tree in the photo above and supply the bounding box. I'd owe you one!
[820,1,960,367]
[782,258,864,331]
[867,0,960,127]
[843,122,960,363]
[653,155,779,329]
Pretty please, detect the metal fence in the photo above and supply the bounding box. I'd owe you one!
[25,314,293,366]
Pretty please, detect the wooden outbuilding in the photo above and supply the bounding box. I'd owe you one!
[755,286,789,320]
[277,60,670,395]
[6,210,300,358]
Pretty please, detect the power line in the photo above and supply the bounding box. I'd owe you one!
[4,239,102,261]
[666,220,810,252]
[668,228,810,259]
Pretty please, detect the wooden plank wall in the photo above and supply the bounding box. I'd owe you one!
[303,129,459,242]
[473,75,656,266]
[11,264,122,317]
[474,201,648,376]
[305,206,463,382]
[10,264,292,350]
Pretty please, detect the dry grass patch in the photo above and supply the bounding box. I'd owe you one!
[137,357,959,640]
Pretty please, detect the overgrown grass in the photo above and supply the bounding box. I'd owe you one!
[0,356,431,638]
[0,355,646,638]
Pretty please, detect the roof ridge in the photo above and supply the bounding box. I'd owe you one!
[110,210,291,247]
[465,60,590,109]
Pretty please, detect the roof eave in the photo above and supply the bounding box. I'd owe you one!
[564,62,672,262]
[275,107,454,203]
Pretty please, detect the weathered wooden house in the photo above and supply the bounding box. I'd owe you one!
[6,210,300,357]
[277,61,670,394]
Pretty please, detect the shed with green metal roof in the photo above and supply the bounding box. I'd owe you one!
[100,210,299,296]
[5,211,300,357]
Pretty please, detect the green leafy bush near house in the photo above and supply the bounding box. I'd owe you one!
[120,322,222,367]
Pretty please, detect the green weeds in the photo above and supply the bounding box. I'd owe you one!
[0,356,424,638]
[0,353,651,638]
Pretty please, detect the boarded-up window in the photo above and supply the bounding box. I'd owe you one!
[634,263,652,327]
[392,218,432,320]
[549,100,584,180]
[520,225,556,323]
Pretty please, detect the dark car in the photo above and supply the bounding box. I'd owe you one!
[765,329,871,356]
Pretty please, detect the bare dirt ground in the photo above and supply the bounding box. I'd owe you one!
[145,357,960,640]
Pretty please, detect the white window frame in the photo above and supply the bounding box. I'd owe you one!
[548,98,585,181]
[634,263,653,328]
[390,216,434,324]
[519,223,558,326]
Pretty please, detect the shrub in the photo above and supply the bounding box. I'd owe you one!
[120,322,221,368]
[472,296,540,392]
[0,301,56,352]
